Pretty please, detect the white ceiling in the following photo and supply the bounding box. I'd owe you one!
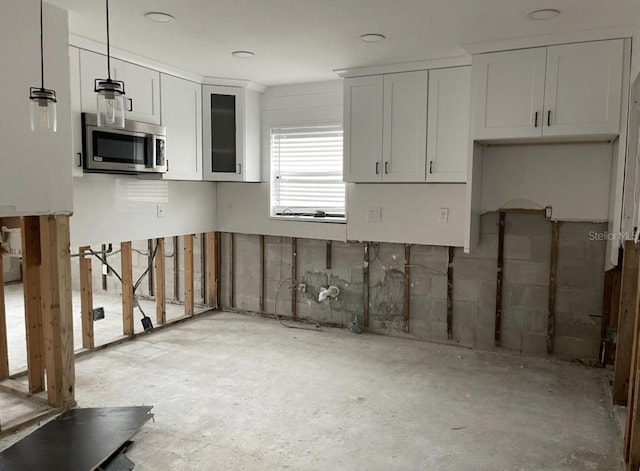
[47,0,639,86]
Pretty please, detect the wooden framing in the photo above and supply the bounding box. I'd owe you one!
[147,239,154,297]
[0,249,9,380]
[206,233,217,307]
[547,221,559,354]
[326,241,332,270]
[79,246,94,350]
[155,238,166,325]
[403,244,411,333]
[260,235,265,312]
[229,233,235,309]
[626,265,640,467]
[184,234,194,317]
[495,211,506,347]
[615,241,640,405]
[447,246,454,340]
[173,236,180,301]
[20,216,44,392]
[121,241,134,336]
[291,237,297,319]
[39,215,75,409]
[363,243,370,328]
[100,244,107,291]
[215,232,222,308]
[200,234,207,305]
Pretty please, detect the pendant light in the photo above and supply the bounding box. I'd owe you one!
[95,0,125,128]
[29,0,57,133]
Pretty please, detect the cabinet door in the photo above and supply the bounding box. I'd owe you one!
[382,70,428,182]
[343,76,383,182]
[124,62,160,124]
[69,47,83,177]
[79,49,123,115]
[427,67,470,183]
[202,85,244,181]
[543,39,623,137]
[161,74,202,181]
[472,48,546,140]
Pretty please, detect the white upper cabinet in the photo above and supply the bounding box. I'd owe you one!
[472,48,547,140]
[344,71,427,183]
[543,40,623,137]
[79,49,160,125]
[343,75,384,182]
[202,85,261,182]
[161,74,202,181]
[69,47,83,177]
[427,66,470,183]
[383,71,428,182]
[472,39,624,141]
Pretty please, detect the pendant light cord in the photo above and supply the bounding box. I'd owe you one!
[39,0,44,89]
[105,0,111,80]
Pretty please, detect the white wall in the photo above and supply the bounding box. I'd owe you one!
[0,1,73,217]
[481,143,613,221]
[71,175,217,247]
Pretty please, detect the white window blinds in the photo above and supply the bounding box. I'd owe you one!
[271,125,345,216]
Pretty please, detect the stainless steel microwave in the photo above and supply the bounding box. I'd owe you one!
[82,113,167,174]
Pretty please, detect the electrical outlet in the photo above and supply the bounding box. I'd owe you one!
[156,204,165,218]
[102,264,110,276]
[439,208,449,223]
[92,307,105,321]
[367,207,381,223]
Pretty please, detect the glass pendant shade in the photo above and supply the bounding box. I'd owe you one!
[95,79,125,128]
[29,87,57,132]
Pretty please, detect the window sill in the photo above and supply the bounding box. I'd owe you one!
[269,215,347,224]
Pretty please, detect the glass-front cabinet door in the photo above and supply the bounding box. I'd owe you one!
[210,93,237,174]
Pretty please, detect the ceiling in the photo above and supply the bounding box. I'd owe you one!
[47,0,639,86]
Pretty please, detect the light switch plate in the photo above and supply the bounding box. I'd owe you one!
[157,204,165,218]
[439,208,449,223]
[367,207,381,223]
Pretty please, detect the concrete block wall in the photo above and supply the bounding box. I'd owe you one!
[223,213,607,362]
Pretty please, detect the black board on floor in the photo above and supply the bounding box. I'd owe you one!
[0,406,153,471]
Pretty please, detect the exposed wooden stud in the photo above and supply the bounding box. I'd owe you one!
[79,246,94,350]
[626,266,640,466]
[291,237,297,319]
[447,246,454,340]
[21,216,44,392]
[403,244,411,333]
[604,267,622,365]
[121,241,134,336]
[173,236,180,301]
[363,243,369,328]
[147,239,154,297]
[155,238,166,325]
[260,235,265,312]
[326,241,332,270]
[495,211,506,347]
[615,241,640,405]
[215,232,222,309]
[0,250,9,380]
[101,244,107,291]
[547,221,559,355]
[201,233,207,305]
[206,233,216,307]
[184,234,194,317]
[39,215,75,409]
[229,233,235,309]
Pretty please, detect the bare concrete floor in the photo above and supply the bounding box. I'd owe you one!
[0,311,624,470]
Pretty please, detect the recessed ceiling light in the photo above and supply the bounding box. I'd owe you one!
[360,33,386,43]
[232,50,255,59]
[527,9,560,20]
[144,12,175,24]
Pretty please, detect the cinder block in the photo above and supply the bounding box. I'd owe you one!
[478,303,496,328]
[523,333,548,356]
[502,306,527,332]
[452,278,480,302]
[410,295,431,321]
[505,213,550,236]
[555,287,572,313]
[463,234,499,260]
[558,221,608,241]
[452,321,475,347]
[350,267,364,284]
[478,281,497,307]
[503,260,549,286]
[527,309,547,334]
[554,321,599,339]
[431,276,448,300]
[453,258,496,282]
[430,299,448,323]
[501,329,523,352]
[569,289,603,320]
[554,335,600,361]
[480,212,499,235]
[452,301,478,323]
[425,320,448,342]
[530,235,551,262]
[475,326,496,350]
[557,264,603,290]
[504,235,531,260]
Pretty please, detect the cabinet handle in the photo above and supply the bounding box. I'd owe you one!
[547,110,551,127]
[128,98,133,112]
[375,162,380,175]
[534,112,538,128]
[237,163,242,174]
[77,152,83,168]
[166,159,169,171]
[429,161,433,174]
[384,162,389,174]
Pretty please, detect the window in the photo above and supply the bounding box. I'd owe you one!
[270,125,345,219]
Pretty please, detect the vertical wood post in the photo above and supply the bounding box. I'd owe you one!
[215,232,222,308]
[184,234,194,317]
[626,265,640,466]
[363,242,370,328]
[615,241,640,405]
[201,234,207,305]
[206,233,217,307]
[101,244,108,291]
[291,237,297,319]
[547,221,559,354]
[79,246,94,350]
[21,216,44,392]
[155,238,166,325]
[495,211,506,347]
[260,235,265,312]
[0,251,9,380]
[121,241,134,336]
[147,239,154,297]
[447,246,454,340]
[403,244,411,333]
[173,236,180,301]
[39,215,75,408]
[229,233,235,309]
